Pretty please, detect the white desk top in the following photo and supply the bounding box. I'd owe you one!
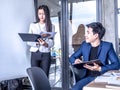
[83,70,120,90]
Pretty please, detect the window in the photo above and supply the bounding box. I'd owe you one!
[69,1,96,56]
[68,0,96,88]
[118,0,120,58]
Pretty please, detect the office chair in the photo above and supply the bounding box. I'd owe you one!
[70,64,86,87]
[26,67,51,90]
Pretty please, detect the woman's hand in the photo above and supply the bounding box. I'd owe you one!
[37,38,48,47]
[83,63,101,71]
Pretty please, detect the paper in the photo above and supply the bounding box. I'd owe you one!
[40,31,57,38]
[95,71,120,85]
[106,84,120,89]
[95,76,115,83]
[108,79,120,85]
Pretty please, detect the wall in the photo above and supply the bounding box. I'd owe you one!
[0,0,35,81]
[101,0,117,50]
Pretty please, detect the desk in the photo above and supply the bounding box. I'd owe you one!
[83,81,117,90]
[83,70,120,90]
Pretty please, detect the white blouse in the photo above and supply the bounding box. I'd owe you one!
[27,22,55,53]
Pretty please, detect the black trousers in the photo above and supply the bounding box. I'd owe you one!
[31,51,51,77]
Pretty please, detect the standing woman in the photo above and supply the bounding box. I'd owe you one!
[27,5,55,77]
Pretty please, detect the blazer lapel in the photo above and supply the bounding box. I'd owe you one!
[97,41,102,58]
[85,44,91,61]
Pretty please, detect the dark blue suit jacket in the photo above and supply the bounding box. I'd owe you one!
[70,41,120,75]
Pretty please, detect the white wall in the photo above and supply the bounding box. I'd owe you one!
[0,0,35,81]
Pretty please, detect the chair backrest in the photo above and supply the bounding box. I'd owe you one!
[70,64,86,84]
[26,67,51,90]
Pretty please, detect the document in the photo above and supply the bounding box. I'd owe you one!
[40,31,57,38]
[108,78,120,85]
[95,75,114,83]
[105,72,120,89]
[106,84,120,89]
[18,32,56,42]
[95,71,120,84]
[72,59,102,69]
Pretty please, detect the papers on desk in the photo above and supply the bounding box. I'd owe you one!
[108,79,120,85]
[95,72,120,83]
[106,84,120,89]
[95,71,120,89]
[94,75,115,83]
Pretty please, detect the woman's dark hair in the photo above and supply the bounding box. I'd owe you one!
[37,5,52,32]
[86,22,106,39]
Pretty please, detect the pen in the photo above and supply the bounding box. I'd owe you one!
[111,72,118,76]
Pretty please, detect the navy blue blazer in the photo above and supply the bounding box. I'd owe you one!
[70,41,120,75]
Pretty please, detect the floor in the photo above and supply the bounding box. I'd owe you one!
[49,57,62,88]
[0,57,66,90]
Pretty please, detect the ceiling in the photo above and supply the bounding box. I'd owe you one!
[37,0,92,17]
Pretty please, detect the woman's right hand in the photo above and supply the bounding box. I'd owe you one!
[37,38,44,45]
[37,38,48,47]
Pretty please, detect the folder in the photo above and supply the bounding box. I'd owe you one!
[72,59,102,69]
[18,32,57,42]
[18,33,41,42]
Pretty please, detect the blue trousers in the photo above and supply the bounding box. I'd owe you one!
[71,76,96,90]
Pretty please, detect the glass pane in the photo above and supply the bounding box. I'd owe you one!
[118,0,120,58]
[36,0,62,88]
[49,16,62,88]
[48,0,96,89]
[69,1,96,55]
[69,0,96,88]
